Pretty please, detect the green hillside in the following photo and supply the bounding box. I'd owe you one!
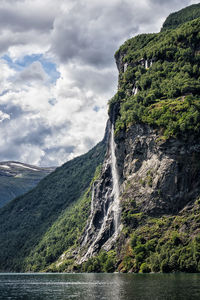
[1,4,200,274]
[161,3,200,31]
[25,164,102,272]
[79,16,200,273]
[111,17,200,139]
[0,140,106,271]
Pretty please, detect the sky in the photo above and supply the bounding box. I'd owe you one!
[0,0,199,167]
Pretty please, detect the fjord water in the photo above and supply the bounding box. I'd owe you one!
[1,273,200,300]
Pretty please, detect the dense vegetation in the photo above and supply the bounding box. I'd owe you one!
[118,197,200,273]
[25,165,103,272]
[110,18,200,139]
[1,4,200,274]
[81,9,200,274]
[79,250,117,273]
[0,140,106,271]
[76,196,200,274]
[161,3,200,31]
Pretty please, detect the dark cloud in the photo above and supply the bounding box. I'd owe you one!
[83,136,96,150]
[51,1,139,67]
[68,66,117,95]
[0,8,53,32]
[149,0,189,6]
[44,145,76,154]
[48,98,57,106]
[12,125,52,146]
[0,103,25,118]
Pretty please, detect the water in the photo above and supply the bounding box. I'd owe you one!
[81,183,95,247]
[110,124,120,231]
[81,125,121,261]
[0,273,200,299]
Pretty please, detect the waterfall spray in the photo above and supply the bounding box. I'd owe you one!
[110,124,120,232]
[80,123,121,261]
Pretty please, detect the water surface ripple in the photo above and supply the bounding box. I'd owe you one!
[0,273,200,299]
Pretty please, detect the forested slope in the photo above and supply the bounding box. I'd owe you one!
[0,139,106,271]
[161,3,200,31]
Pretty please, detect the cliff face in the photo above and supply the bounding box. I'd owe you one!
[75,14,200,273]
[77,103,200,271]
[77,120,121,262]
[1,4,200,274]
[116,123,200,216]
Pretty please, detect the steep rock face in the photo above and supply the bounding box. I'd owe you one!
[79,117,200,265]
[78,120,121,261]
[116,124,200,216]
[111,18,200,217]
[77,15,200,269]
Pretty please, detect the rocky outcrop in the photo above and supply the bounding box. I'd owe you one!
[77,17,200,264]
[116,124,200,215]
[77,116,200,264]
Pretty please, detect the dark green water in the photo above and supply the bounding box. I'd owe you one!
[0,273,200,299]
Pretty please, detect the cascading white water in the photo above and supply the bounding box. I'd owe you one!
[134,87,138,95]
[124,62,128,72]
[81,183,95,246]
[90,183,95,214]
[145,60,148,69]
[110,124,120,231]
[80,124,121,262]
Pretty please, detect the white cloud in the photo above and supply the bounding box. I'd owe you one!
[0,110,10,122]
[0,0,198,166]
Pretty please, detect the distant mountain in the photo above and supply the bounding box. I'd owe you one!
[0,139,106,271]
[0,161,55,208]
[1,3,200,274]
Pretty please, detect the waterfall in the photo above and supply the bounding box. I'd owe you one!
[80,123,121,262]
[90,183,95,214]
[132,84,138,95]
[145,60,148,69]
[81,183,95,246]
[124,62,128,72]
[134,87,138,96]
[110,124,120,231]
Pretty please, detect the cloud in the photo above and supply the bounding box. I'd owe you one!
[0,60,108,166]
[0,110,10,122]
[14,61,49,84]
[0,0,198,166]
[50,1,143,67]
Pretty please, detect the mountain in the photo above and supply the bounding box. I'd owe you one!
[1,4,200,273]
[0,161,55,208]
[0,137,106,271]
[161,3,200,31]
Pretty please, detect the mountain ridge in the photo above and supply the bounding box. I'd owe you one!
[1,4,200,273]
[0,161,55,208]
[161,3,200,31]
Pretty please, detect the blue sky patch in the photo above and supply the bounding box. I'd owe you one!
[93,105,100,112]
[48,98,57,106]
[2,54,60,84]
